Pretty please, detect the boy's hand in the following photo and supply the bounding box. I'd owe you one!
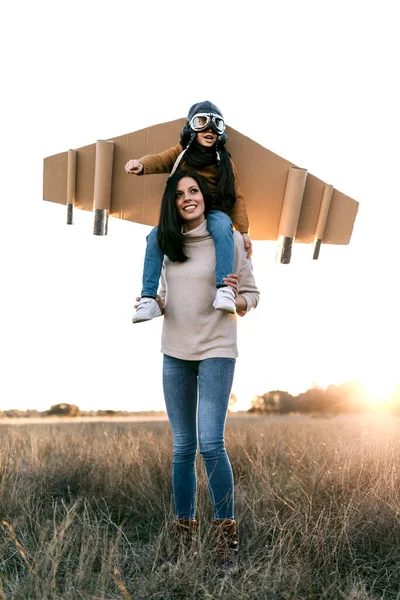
[125,159,144,174]
[242,233,252,258]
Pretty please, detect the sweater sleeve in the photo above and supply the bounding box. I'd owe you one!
[233,232,260,313]
[229,160,250,235]
[158,264,166,306]
[139,143,183,175]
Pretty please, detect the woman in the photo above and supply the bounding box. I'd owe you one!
[135,170,260,569]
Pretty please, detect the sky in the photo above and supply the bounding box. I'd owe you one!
[1,0,399,412]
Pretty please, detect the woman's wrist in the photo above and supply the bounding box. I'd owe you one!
[235,294,247,315]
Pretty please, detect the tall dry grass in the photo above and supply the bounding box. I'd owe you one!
[1,415,400,599]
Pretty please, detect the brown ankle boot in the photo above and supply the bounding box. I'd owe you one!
[213,519,239,572]
[167,518,198,563]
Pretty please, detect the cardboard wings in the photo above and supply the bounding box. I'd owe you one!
[43,118,359,262]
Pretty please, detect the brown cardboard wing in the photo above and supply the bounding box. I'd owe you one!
[43,118,359,245]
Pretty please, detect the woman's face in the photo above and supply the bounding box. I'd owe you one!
[175,177,206,232]
[195,129,218,148]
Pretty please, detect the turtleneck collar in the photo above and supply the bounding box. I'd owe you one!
[182,219,211,242]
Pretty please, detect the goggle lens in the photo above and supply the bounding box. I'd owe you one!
[213,117,224,133]
[192,116,209,129]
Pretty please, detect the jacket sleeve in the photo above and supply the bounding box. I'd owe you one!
[139,143,183,175]
[229,160,250,235]
[233,232,260,314]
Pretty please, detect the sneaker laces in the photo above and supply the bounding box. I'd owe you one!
[218,286,236,299]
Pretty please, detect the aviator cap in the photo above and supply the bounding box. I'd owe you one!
[187,100,224,121]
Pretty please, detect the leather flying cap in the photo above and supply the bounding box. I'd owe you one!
[187,101,224,121]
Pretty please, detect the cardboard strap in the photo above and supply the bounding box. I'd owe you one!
[313,184,333,259]
[276,167,308,263]
[93,140,114,235]
[66,149,77,224]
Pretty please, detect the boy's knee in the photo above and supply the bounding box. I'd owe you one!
[207,213,233,236]
[146,226,158,243]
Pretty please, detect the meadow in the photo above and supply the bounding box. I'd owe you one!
[1,414,400,599]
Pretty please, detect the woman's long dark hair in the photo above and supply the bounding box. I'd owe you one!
[180,129,236,212]
[157,170,213,263]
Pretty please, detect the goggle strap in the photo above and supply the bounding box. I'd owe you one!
[169,147,188,178]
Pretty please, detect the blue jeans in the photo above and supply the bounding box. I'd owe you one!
[162,354,236,520]
[141,210,234,297]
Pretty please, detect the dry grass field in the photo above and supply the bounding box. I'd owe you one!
[1,414,400,599]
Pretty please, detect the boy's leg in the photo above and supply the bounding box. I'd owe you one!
[206,211,234,286]
[132,227,164,323]
[206,211,236,314]
[141,226,164,298]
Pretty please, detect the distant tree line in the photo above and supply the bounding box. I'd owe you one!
[249,382,400,415]
[0,403,166,419]
[2,384,400,419]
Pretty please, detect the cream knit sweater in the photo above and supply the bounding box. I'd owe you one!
[158,220,260,361]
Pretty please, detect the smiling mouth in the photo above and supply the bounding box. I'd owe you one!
[183,204,197,211]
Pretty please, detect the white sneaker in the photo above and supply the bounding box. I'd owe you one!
[132,298,162,323]
[213,287,236,314]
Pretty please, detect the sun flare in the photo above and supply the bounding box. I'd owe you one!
[361,377,399,411]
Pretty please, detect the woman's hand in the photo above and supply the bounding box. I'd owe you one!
[155,295,165,314]
[241,233,252,258]
[223,274,248,316]
[223,274,239,297]
[125,159,144,174]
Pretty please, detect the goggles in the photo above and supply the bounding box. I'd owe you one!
[189,113,226,135]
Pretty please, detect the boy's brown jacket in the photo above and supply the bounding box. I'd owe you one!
[139,143,249,234]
